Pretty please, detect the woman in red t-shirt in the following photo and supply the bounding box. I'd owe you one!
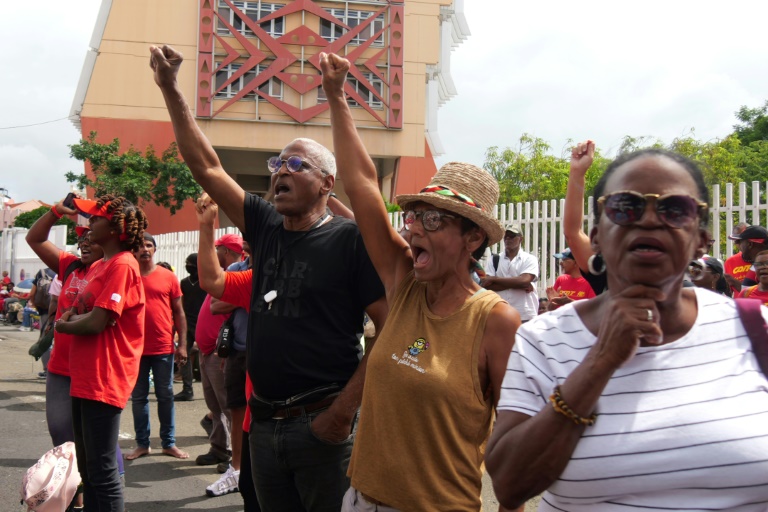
[55,195,148,512]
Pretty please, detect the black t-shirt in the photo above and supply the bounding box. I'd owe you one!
[244,193,385,400]
[181,276,207,343]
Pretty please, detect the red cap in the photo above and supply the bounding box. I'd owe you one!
[215,233,244,255]
[74,226,90,238]
[73,198,113,220]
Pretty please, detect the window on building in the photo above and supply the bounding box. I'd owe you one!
[320,9,385,46]
[217,1,285,38]
[215,63,283,101]
[317,72,384,109]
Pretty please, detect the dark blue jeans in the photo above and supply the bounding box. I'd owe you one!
[249,409,356,512]
[72,397,124,512]
[131,353,176,448]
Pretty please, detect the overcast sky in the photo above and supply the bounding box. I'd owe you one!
[2,0,767,204]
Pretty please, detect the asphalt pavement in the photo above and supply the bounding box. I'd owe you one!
[0,322,537,511]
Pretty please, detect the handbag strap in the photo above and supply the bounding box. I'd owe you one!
[734,298,768,376]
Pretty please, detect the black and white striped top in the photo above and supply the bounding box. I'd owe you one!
[499,288,768,511]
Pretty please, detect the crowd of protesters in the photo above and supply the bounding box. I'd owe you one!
[12,45,768,512]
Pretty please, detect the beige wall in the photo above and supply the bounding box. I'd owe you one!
[80,0,452,158]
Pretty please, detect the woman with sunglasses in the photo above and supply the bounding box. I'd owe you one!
[321,53,521,512]
[486,149,768,511]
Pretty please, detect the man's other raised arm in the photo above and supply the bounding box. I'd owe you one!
[149,44,245,232]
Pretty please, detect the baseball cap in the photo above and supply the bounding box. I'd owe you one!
[701,257,723,275]
[72,198,114,220]
[504,223,521,236]
[554,248,575,260]
[142,233,156,247]
[74,226,90,238]
[728,225,768,243]
[215,233,244,255]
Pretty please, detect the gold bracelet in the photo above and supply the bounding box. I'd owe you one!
[549,385,597,426]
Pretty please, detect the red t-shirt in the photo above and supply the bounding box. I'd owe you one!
[141,266,182,355]
[553,274,596,301]
[725,252,752,282]
[220,270,253,311]
[195,294,230,355]
[69,252,145,409]
[221,270,253,432]
[48,253,103,377]
[736,285,768,307]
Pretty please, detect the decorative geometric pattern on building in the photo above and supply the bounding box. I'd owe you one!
[197,0,403,129]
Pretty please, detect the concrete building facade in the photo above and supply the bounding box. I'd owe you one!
[71,0,469,233]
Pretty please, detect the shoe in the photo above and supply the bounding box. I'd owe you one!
[19,326,32,332]
[174,391,194,401]
[196,451,230,466]
[200,415,213,437]
[216,461,228,473]
[38,372,47,379]
[206,465,239,497]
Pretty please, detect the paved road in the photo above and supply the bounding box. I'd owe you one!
[0,323,537,511]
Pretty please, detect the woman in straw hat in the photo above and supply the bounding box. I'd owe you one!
[321,53,522,512]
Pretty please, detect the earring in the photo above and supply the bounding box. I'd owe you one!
[588,253,606,275]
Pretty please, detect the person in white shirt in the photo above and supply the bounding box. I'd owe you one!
[481,224,539,321]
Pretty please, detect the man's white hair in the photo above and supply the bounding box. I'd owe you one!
[287,138,337,176]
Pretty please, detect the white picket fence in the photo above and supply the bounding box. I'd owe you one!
[0,226,68,284]
[4,181,766,297]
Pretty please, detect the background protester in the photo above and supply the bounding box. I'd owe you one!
[546,248,596,310]
[736,250,768,306]
[176,253,206,402]
[481,223,539,322]
[126,233,188,460]
[563,140,608,294]
[724,222,750,292]
[689,257,730,296]
[728,225,768,287]
[486,149,768,511]
[55,195,147,512]
[322,52,520,512]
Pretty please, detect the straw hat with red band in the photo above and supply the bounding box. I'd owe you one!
[396,162,504,245]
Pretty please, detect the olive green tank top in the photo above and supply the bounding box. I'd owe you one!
[348,272,505,511]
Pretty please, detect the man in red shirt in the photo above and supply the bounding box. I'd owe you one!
[725,223,751,292]
[195,233,244,472]
[546,248,596,310]
[736,250,768,306]
[126,233,189,460]
[729,225,768,290]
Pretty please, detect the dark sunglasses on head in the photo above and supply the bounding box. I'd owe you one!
[597,190,707,229]
[267,155,322,174]
[402,209,456,232]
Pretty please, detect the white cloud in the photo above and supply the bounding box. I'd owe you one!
[1,0,767,203]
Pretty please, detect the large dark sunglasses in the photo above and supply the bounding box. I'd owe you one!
[267,155,322,174]
[597,190,707,228]
[402,210,456,232]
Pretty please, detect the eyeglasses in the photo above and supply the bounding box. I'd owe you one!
[267,155,322,174]
[597,190,707,229]
[402,210,456,232]
[754,261,768,269]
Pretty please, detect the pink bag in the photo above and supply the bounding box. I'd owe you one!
[20,442,81,512]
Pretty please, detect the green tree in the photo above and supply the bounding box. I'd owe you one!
[734,101,768,145]
[13,206,77,245]
[66,131,203,214]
